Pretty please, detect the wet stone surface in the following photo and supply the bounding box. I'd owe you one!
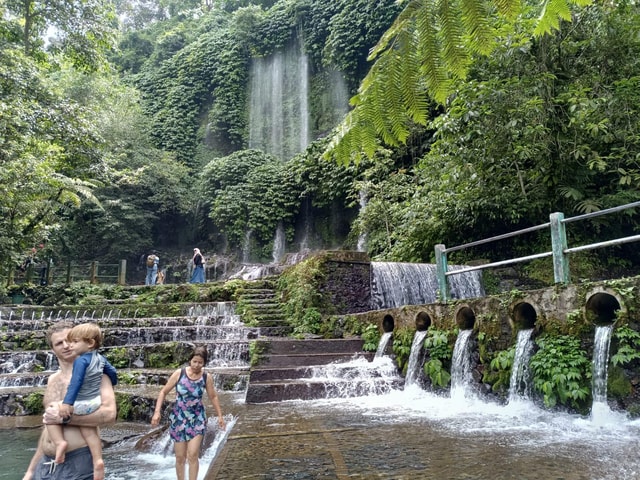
[204,392,640,480]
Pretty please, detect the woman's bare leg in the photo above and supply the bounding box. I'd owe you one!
[174,441,187,480]
[186,435,203,480]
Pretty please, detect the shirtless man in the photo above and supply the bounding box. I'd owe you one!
[23,322,117,480]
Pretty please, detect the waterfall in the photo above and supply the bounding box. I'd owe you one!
[371,262,484,309]
[298,49,309,152]
[272,222,286,264]
[375,332,393,359]
[248,36,310,160]
[507,329,535,403]
[306,356,401,398]
[298,197,312,252]
[450,329,474,400]
[356,190,367,252]
[242,229,252,263]
[591,324,615,423]
[404,330,428,387]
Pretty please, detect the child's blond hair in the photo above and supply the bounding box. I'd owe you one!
[67,322,104,349]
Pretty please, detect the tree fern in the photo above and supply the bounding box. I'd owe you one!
[325,0,594,163]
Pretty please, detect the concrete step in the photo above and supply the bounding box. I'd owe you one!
[248,361,377,382]
[253,312,289,323]
[245,377,403,403]
[257,338,366,356]
[256,352,371,368]
[257,326,293,337]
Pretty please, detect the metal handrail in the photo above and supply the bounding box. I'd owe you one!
[445,251,553,276]
[443,222,551,254]
[562,200,640,224]
[435,201,640,301]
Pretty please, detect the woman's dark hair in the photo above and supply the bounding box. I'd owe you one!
[190,346,208,364]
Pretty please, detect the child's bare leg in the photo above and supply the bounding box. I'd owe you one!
[80,426,105,480]
[45,423,67,464]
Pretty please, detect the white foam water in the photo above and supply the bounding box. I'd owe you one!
[104,415,236,480]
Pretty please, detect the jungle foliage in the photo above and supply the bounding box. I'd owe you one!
[2,0,640,286]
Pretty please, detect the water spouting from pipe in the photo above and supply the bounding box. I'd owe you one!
[507,329,535,404]
[404,330,428,387]
[450,329,474,401]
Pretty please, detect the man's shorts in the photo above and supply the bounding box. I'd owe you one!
[34,446,93,480]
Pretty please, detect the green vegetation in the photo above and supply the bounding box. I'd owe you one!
[391,327,414,374]
[106,347,131,369]
[530,334,592,412]
[611,326,640,367]
[116,393,132,420]
[485,347,515,394]
[277,256,328,335]
[2,0,639,287]
[24,392,45,415]
[422,329,453,388]
[361,323,381,352]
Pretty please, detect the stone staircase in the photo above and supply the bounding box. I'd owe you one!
[245,337,402,403]
[0,302,252,417]
[0,295,401,412]
[236,282,292,337]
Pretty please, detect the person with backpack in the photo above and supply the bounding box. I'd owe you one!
[145,252,159,285]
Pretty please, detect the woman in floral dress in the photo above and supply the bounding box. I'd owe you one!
[151,346,226,480]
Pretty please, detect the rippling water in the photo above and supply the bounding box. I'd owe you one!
[6,388,640,479]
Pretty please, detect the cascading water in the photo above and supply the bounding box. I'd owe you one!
[591,324,618,424]
[507,328,535,404]
[248,36,310,160]
[104,415,237,480]
[306,356,402,398]
[272,221,286,263]
[450,329,474,401]
[370,262,484,309]
[241,229,252,263]
[356,190,367,252]
[404,330,428,387]
[374,331,393,359]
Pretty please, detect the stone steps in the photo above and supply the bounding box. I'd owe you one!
[260,338,366,355]
[236,284,292,337]
[244,377,402,403]
[245,337,397,403]
[0,339,252,374]
[1,325,259,350]
[254,352,371,368]
[0,299,257,418]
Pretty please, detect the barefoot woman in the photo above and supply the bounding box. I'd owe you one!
[151,346,226,480]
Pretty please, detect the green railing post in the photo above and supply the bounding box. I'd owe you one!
[25,263,34,283]
[46,259,53,285]
[550,212,570,284]
[435,244,450,302]
[66,261,72,285]
[90,261,98,284]
[118,259,127,286]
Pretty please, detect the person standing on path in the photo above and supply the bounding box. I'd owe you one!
[189,248,205,284]
[23,322,117,480]
[151,346,226,480]
[145,251,160,285]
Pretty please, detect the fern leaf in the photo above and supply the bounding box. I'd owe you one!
[534,0,572,36]
[437,0,471,79]
[460,0,496,55]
